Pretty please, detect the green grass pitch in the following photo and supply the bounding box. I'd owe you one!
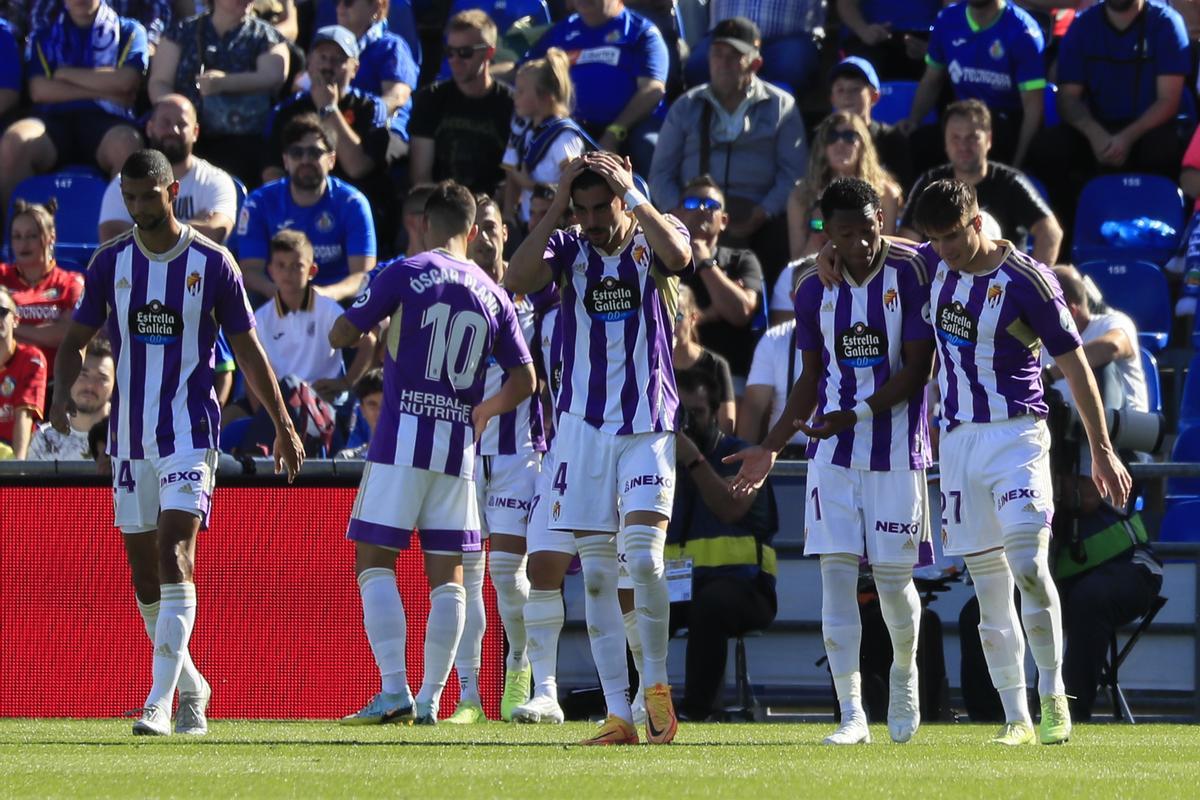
[2,720,1199,799]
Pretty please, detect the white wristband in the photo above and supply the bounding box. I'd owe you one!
[623,188,648,210]
[852,400,874,422]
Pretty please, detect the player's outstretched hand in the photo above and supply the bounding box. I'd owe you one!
[815,241,844,289]
[1092,449,1132,510]
[798,410,856,441]
[723,445,776,497]
[274,425,305,483]
[48,398,76,434]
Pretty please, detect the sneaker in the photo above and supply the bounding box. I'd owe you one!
[132,704,171,736]
[643,683,678,744]
[445,699,486,724]
[822,713,871,745]
[500,666,532,722]
[412,699,437,726]
[512,694,565,725]
[991,720,1036,746]
[175,674,212,735]
[887,666,920,744]
[579,714,639,745]
[341,691,412,726]
[631,684,646,727]
[1039,695,1072,745]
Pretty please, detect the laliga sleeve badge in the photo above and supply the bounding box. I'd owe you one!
[352,287,371,308]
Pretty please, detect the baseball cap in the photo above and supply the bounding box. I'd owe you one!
[711,16,761,56]
[311,25,360,59]
[831,56,881,92]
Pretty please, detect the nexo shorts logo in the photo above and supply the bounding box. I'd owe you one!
[836,322,886,368]
[130,301,183,345]
[584,276,640,322]
[161,470,203,487]
[936,301,977,347]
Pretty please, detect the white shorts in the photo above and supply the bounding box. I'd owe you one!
[803,460,931,565]
[938,416,1054,557]
[113,449,218,534]
[475,451,541,538]
[347,462,482,552]
[548,412,675,533]
[527,445,578,556]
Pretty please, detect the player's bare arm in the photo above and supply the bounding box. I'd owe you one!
[725,349,822,495]
[506,158,587,294]
[586,151,691,272]
[471,362,537,437]
[329,315,370,349]
[678,432,758,523]
[314,327,378,401]
[801,340,935,441]
[49,321,101,433]
[1053,345,1133,508]
[816,235,922,289]
[228,329,305,482]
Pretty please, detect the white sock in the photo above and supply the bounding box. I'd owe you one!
[137,598,204,694]
[622,608,644,695]
[144,583,196,711]
[524,587,564,699]
[872,564,922,674]
[577,534,632,723]
[417,582,467,712]
[821,554,864,718]
[623,524,669,687]
[359,568,409,697]
[489,550,530,672]
[1005,527,1066,697]
[453,550,485,703]
[966,550,1031,725]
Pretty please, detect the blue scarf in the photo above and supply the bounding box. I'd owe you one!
[40,2,121,69]
[519,116,598,173]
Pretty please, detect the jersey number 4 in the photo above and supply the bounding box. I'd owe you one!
[117,461,136,494]
[419,303,488,389]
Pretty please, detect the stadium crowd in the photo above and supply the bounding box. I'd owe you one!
[0,0,1190,738]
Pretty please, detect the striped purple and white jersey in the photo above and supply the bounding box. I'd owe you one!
[544,220,691,435]
[931,244,1081,430]
[478,284,557,456]
[343,249,531,479]
[73,227,255,459]
[794,240,935,471]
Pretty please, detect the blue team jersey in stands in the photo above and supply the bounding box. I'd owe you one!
[926,1,1045,114]
[1057,0,1191,125]
[352,21,419,139]
[236,176,376,287]
[525,9,668,127]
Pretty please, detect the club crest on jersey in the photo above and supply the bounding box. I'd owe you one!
[0,376,13,397]
[836,322,886,368]
[43,287,60,300]
[883,288,898,311]
[130,300,184,345]
[551,500,561,520]
[936,301,977,347]
[585,276,640,322]
[987,283,1004,307]
[316,212,335,233]
[631,242,650,269]
[989,39,1004,60]
[551,363,563,393]
[186,271,202,296]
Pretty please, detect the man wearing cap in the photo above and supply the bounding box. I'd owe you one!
[829,55,913,190]
[684,0,825,92]
[649,16,806,284]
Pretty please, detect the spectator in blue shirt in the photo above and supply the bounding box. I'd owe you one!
[525,0,669,175]
[0,16,19,126]
[836,0,940,81]
[0,0,147,211]
[901,0,1046,170]
[335,0,419,141]
[237,113,377,302]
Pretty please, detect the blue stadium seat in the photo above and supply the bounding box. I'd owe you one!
[1159,498,1200,541]
[449,0,551,33]
[1072,174,1185,265]
[873,81,937,126]
[7,167,108,267]
[220,417,252,454]
[1167,427,1200,505]
[1141,348,1162,415]
[1077,260,1171,351]
[1179,355,1200,434]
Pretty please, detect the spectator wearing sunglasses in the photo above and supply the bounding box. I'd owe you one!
[786,111,901,259]
[673,175,763,381]
[649,17,805,285]
[409,10,514,194]
[237,113,376,302]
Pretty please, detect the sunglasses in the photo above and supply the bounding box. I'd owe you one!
[0,306,12,318]
[446,44,489,59]
[336,0,361,5]
[825,129,861,145]
[285,145,331,161]
[682,196,722,212]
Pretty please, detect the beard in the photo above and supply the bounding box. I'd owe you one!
[74,394,106,415]
[150,134,189,164]
[291,166,324,192]
[1106,0,1137,11]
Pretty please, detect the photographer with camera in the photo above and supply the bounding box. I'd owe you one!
[666,370,778,721]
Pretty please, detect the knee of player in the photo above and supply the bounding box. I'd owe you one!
[583,570,616,597]
[625,550,662,583]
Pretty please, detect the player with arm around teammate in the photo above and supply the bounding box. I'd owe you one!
[330,181,536,726]
[728,177,936,745]
[50,149,304,737]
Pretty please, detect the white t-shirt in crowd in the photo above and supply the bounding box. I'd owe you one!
[1043,309,1148,413]
[745,320,808,447]
[502,117,586,223]
[254,289,346,384]
[100,156,238,231]
[26,422,92,461]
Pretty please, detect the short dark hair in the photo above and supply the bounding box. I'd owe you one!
[121,149,174,186]
[675,368,719,412]
[424,180,477,237]
[281,113,336,151]
[86,338,113,362]
[819,176,881,222]
[473,192,501,219]
[570,168,611,200]
[943,98,991,133]
[354,367,384,400]
[682,174,724,204]
[913,179,977,235]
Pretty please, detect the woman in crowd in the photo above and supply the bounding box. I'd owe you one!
[786,111,902,259]
[149,0,290,186]
[673,285,736,434]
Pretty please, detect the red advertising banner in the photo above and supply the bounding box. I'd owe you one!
[0,486,504,719]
